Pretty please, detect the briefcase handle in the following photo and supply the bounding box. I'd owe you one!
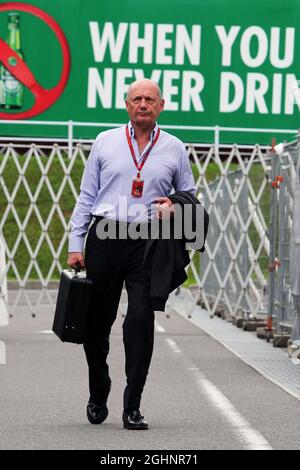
[73,262,85,278]
[75,262,82,273]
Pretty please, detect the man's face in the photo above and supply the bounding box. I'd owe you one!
[125,83,164,128]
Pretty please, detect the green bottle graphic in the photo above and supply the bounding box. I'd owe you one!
[0,13,24,109]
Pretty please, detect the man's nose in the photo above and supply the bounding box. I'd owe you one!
[139,98,148,108]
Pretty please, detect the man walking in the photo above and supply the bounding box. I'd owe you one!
[67,79,196,430]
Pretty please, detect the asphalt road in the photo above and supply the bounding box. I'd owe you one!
[0,297,299,450]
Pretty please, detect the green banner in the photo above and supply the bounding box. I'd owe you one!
[0,0,300,144]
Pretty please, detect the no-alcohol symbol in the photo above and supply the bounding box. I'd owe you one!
[0,2,71,119]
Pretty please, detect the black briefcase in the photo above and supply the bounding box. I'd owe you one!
[52,266,93,344]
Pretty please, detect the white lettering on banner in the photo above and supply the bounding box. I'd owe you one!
[175,25,201,65]
[129,24,153,64]
[156,24,174,64]
[87,21,298,115]
[216,25,295,68]
[89,22,128,62]
[163,71,180,111]
[115,69,133,108]
[181,71,204,111]
[240,26,268,68]
[215,26,240,66]
[291,80,300,111]
[272,73,282,114]
[90,22,201,66]
[87,68,113,108]
[220,72,244,112]
[270,27,295,68]
[88,68,205,111]
[285,74,300,113]
[220,72,300,114]
[246,74,269,113]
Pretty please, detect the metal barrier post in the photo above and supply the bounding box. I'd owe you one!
[214,125,220,157]
[267,139,279,335]
[291,133,300,341]
[276,167,285,333]
[68,120,74,159]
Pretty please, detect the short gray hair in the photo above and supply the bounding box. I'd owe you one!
[126,79,163,100]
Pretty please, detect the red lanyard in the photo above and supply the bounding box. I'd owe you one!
[126,124,160,177]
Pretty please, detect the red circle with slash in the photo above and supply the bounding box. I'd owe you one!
[0,2,71,119]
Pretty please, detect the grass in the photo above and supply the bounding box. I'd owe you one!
[0,151,271,284]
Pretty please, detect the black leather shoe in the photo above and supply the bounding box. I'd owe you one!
[123,410,149,430]
[87,402,108,424]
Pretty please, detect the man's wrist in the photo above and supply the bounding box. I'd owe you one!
[68,237,84,253]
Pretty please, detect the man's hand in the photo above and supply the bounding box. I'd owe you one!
[154,197,175,220]
[67,252,85,269]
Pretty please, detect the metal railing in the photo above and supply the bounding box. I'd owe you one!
[1,118,297,152]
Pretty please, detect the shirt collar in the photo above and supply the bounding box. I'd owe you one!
[128,121,159,142]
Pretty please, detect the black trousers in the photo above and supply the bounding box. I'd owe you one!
[84,217,155,413]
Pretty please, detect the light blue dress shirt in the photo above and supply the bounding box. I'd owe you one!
[69,122,196,252]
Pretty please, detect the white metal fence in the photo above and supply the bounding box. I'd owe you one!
[0,136,273,320]
[186,142,271,319]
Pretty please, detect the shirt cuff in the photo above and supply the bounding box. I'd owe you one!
[68,236,85,253]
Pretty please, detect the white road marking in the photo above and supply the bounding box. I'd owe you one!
[155,321,166,333]
[165,337,273,450]
[193,368,273,450]
[166,337,182,353]
[34,330,54,334]
[0,340,6,365]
